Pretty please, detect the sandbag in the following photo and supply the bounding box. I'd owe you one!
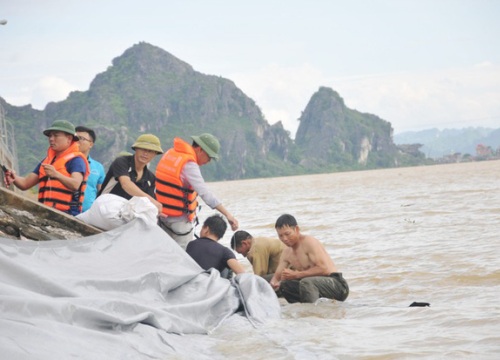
[77,194,158,230]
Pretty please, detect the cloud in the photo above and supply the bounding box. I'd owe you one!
[231,62,500,137]
[5,76,77,110]
[229,63,324,137]
[333,63,500,133]
[31,77,78,109]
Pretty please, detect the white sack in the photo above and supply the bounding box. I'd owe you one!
[120,195,158,224]
[76,194,158,230]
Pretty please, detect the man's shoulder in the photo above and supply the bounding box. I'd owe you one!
[256,236,281,242]
[187,237,222,251]
[113,155,134,171]
[186,238,203,252]
[183,161,201,173]
[204,238,227,250]
[301,234,326,250]
[89,157,105,170]
[305,234,322,243]
[89,155,104,165]
[110,155,130,167]
[254,237,284,248]
[68,155,86,164]
[189,237,213,246]
[67,156,87,172]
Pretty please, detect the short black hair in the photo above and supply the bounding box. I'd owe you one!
[230,230,252,250]
[203,214,227,240]
[275,214,298,229]
[75,125,96,142]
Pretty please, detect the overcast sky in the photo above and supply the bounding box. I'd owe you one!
[1,0,499,137]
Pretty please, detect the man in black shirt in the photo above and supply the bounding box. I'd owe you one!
[186,215,245,276]
[99,134,163,213]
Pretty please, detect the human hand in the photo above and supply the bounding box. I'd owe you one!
[3,169,15,186]
[281,268,297,280]
[41,164,58,178]
[158,213,169,220]
[270,278,280,290]
[227,215,239,231]
[152,199,163,215]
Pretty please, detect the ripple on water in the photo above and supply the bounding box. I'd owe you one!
[203,161,500,358]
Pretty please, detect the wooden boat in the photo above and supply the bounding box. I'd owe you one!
[0,186,102,240]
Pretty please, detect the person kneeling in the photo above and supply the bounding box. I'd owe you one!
[186,214,245,278]
[270,214,349,304]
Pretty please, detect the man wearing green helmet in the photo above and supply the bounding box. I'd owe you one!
[3,119,89,216]
[99,134,163,213]
[155,133,239,249]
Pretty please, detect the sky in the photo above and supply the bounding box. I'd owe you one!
[1,0,499,137]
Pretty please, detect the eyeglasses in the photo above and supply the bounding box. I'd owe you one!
[77,136,92,142]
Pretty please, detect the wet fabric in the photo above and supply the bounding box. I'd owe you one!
[280,272,349,303]
[0,218,280,359]
[232,273,281,327]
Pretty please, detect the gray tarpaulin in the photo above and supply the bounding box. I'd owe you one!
[0,218,280,359]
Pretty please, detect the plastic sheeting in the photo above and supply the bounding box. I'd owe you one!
[0,218,280,359]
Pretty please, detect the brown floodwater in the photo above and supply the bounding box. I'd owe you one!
[194,160,500,359]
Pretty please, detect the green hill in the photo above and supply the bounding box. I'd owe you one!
[1,42,425,181]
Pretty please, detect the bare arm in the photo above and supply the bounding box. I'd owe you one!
[270,249,290,290]
[214,203,238,231]
[5,170,39,190]
[227,258,246,274]
[281,264,328,280]
[183,163,238,229]
[118,175,162,213]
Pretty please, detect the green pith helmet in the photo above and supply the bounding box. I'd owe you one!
[131,134,163,154]
[191,133,220,160]
[117,151,133,157]
[43,120,79,141]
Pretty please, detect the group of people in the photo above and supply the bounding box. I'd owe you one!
[3,119,349,304]
[230,215,349,304]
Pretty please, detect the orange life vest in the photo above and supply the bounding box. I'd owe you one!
[38,142,90,214]
[155,138,198,221]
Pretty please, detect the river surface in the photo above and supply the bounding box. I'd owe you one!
[194,160,500,359]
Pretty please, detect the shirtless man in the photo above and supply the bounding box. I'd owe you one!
[270,214,349,303]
